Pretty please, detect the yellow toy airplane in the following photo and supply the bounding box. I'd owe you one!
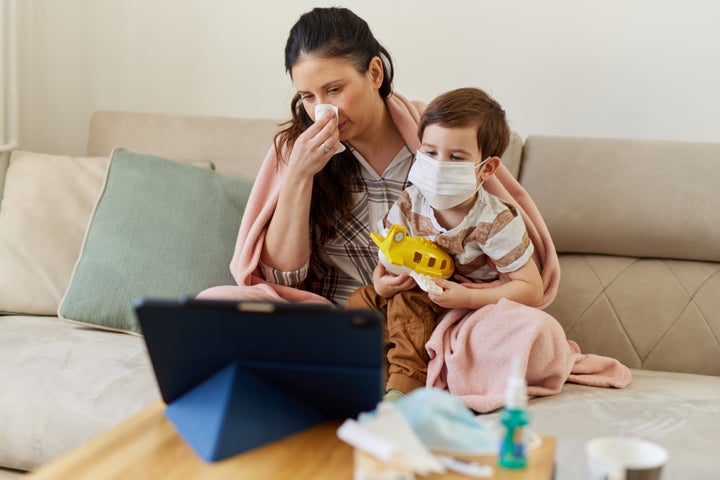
[370,224,454,279]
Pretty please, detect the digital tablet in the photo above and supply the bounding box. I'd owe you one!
[134,297,385,460]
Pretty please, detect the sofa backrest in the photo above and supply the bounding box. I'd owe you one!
[86,111,280,180]
[520,136,720,261]
[86,111,525,182]
[519,135,720,376]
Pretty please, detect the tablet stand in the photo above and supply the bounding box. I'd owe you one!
[165,361,327,462]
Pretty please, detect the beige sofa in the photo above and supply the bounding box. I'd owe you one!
[1,111,718,480]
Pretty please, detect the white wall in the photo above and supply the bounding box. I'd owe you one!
[17,0,720,156]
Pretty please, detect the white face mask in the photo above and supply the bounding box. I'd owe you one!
[408,150,490,210]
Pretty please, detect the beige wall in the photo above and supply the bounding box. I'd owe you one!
[16,0,720,156]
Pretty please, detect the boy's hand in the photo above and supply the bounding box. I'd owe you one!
[373,263,416,298]
[428,278,472,308]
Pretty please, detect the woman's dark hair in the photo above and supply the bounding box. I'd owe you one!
[283,7,394,97]
[274,7,394,243]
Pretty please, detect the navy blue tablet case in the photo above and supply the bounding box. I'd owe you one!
[134,298,384,462]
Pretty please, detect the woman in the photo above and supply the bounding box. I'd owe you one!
[259,7,421,305]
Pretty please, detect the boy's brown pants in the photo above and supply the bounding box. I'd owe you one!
[346,286,447,394]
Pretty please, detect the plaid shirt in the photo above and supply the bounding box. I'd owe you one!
[263,146,413,306]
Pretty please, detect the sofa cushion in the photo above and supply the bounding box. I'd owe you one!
[519,136,720,262]
[0,151,109,315]
[0,315,159,471]
[546,254,720,376]
[58,148,252,334]
[0,151,10,205]
[482,369,720,480]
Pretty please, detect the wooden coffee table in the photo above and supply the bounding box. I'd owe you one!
[26,401,555,479]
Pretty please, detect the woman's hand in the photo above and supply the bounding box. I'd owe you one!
[261,111,340,272]
[373,263,416,298]
[286,112,340,178]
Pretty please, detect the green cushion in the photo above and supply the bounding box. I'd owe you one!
[59,148,251,334]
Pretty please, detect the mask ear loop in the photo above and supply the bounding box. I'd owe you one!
[475,156,492,188]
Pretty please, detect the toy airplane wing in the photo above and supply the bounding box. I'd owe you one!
[371,224,454,279]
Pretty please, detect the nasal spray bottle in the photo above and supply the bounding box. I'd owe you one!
[498,356,530,469]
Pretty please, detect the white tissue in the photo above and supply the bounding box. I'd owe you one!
[337,403,445,476]
[315,103,339,120]
[314,104,346,154]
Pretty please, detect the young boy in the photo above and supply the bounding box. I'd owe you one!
[346,87,544,400]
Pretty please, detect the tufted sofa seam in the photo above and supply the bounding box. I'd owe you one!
[635,259,691,365]
[584,255,640,359]
[662,260,720,351]
[668,261,720,348]
[690,266,720,349]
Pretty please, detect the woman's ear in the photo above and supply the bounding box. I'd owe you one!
[480,156,501,181]
[367,56,384,89]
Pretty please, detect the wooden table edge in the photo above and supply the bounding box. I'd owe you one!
[26,400,556,480]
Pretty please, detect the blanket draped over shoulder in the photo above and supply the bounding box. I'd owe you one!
[197,92,631,412]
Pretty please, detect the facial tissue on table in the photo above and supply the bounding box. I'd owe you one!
[338,400,443,476]
[337,388,497,477]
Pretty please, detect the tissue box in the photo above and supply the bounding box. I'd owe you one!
[354,448,416,480]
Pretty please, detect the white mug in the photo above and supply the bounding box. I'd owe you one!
[586,437,668,480]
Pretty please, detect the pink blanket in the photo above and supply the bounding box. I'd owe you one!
[197,92,631,408]
[426,299,632,413]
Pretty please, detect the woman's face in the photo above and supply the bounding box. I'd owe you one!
[291,54,383,142]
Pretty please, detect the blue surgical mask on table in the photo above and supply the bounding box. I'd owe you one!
[408,151,491,210]
[358,388,498,455]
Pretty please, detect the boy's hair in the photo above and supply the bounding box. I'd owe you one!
[418,87,510,158]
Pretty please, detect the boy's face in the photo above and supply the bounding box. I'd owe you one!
[420,124,482,163]
[420,124,489,184]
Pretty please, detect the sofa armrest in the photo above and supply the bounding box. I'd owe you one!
[0,152,9,203]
